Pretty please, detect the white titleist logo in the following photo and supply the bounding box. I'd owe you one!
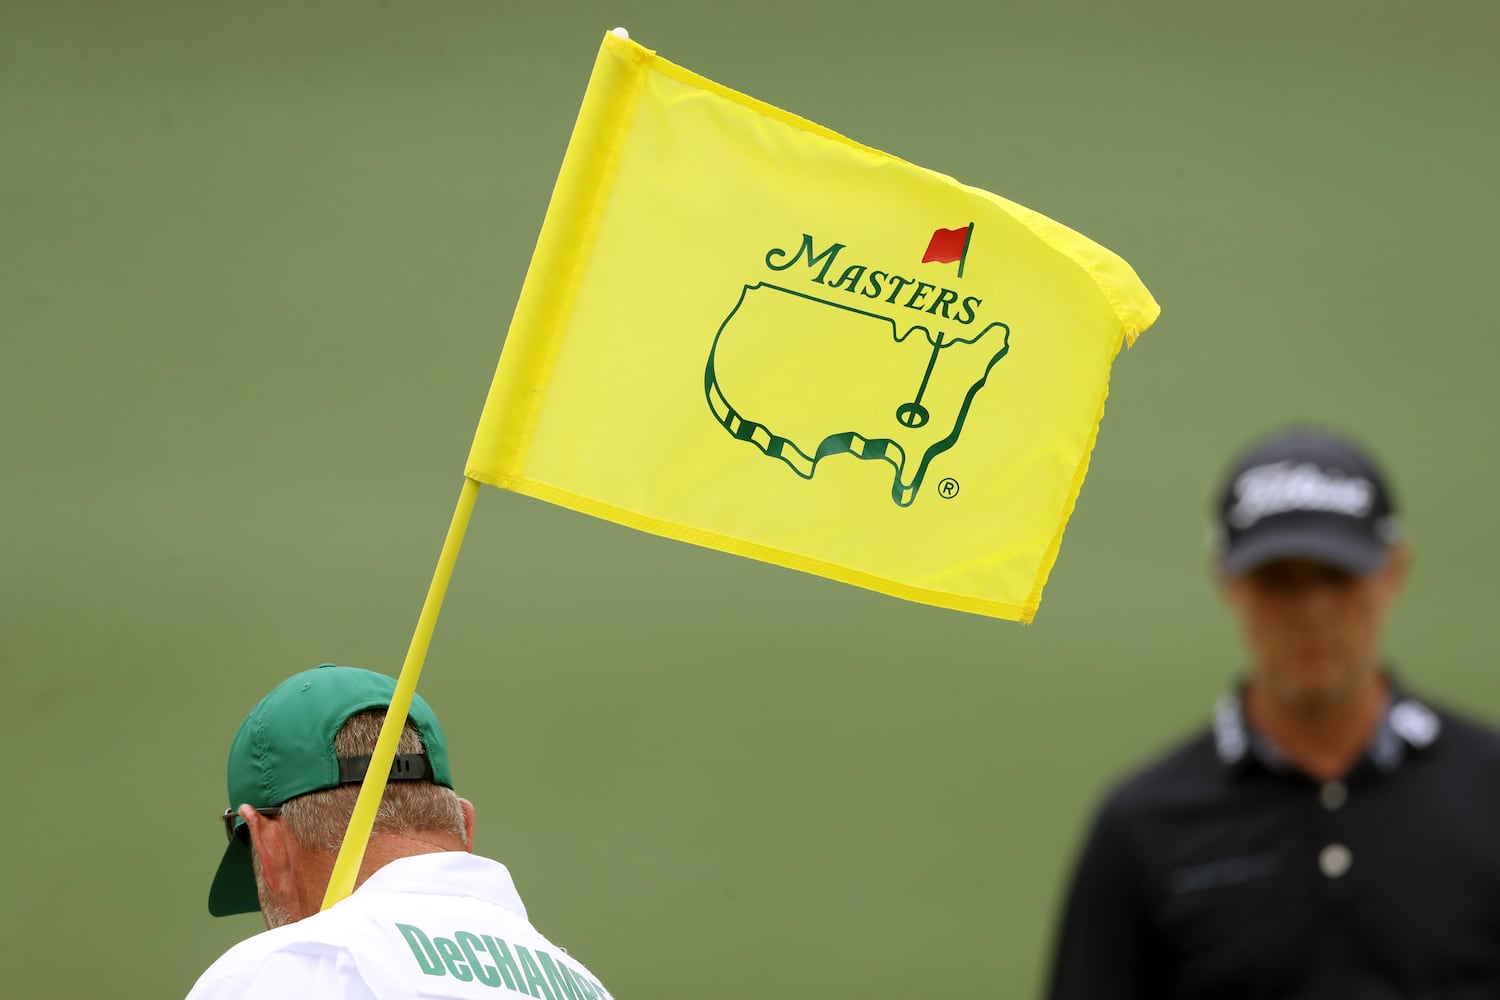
[1229,461,1373,529]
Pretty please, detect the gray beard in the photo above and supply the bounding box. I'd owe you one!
[251,853,298,930]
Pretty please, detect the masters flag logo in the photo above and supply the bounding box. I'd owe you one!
[463,31,1162,620]
[704,227,1010,507]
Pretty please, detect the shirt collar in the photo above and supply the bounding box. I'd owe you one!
[1213,677,1442,775]
[351,852,528,919]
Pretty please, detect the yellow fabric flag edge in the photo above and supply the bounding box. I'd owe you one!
[468,468,1038,622]
[1022,333,1130,616]
[986,193,1161,345]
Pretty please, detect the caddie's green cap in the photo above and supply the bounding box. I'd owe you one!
[208,664,454,917]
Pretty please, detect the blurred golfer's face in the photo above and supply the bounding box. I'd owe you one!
[1221,550,1407,709]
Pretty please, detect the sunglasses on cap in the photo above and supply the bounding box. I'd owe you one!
[221,806,281,843]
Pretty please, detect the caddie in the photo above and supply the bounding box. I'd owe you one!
[187,664,615,1000]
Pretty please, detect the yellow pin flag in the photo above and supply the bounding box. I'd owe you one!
[324,28,1159,908]
[466,29,1159,622]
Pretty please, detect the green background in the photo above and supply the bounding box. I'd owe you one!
[3,2,1498,997]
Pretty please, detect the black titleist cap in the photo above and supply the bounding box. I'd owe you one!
[1216,428,1401,576]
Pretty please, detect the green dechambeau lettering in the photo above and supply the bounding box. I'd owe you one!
[764,234,845,284]
[435,936,475,982]
[456,931,502,989]
[568,966,601,1000]
[537,952,582,1000]
[560,964,596,1000]
[395,924,445,977]
[514,946,557,1000]
[482,935,524,992]
[583,972,614,1000]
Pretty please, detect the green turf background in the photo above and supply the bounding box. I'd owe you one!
[3,2,1498,997]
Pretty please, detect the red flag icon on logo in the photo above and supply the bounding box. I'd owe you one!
[922,223,975,277]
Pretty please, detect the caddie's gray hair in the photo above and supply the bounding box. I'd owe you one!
[279,709,466,853]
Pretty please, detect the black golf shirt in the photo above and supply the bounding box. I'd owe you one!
[1046,686,1500,999]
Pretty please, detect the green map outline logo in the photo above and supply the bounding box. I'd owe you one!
[704,232,1011,507]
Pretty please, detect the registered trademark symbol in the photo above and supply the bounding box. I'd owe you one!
[938,477,960,499]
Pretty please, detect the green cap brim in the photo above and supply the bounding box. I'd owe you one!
[208,832,260,917]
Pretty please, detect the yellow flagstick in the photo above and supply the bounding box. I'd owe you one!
[321,476,482,909]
